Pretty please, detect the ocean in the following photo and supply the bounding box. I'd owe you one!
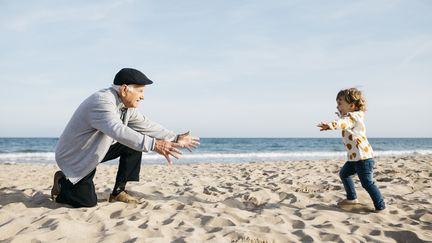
[0,137,431,164]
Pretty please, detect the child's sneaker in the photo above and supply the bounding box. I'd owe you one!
[374,207,386,213]
[338,199,359,206]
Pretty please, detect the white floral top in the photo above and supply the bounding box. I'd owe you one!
[328,111,374,161]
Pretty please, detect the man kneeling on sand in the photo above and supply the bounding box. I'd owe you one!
[51,68,200,208]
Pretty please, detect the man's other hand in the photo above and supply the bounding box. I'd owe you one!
[176,131,200,152]
[154,140,183,164]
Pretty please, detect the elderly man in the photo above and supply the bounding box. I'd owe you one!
[52,68,199,207]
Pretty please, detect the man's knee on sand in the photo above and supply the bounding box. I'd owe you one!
[79,199,97,208]
[56,193,97,208]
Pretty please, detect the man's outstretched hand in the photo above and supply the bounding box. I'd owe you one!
[154,140,183,164]
[153,132,200,164]
[176,131,200,152]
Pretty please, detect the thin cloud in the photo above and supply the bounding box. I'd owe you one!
[1,0,133,32]
[401,40,432,65]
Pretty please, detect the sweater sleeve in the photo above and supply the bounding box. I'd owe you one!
[127,108,177,141]
[88,99,155,152]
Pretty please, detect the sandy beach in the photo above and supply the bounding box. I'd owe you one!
[0,155,431,243]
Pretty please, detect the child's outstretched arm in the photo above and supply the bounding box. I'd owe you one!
[317,115,356,131]
[317,122,330,131]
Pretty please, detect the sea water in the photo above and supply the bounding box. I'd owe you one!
[1,137,431,164]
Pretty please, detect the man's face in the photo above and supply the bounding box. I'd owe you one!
[120,85,145,108]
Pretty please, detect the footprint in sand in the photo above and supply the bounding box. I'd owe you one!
[279,192,297,203]
[222,190,271,211]
[201,185,228,203]
[203,186,224,196]
[294,185,323,193]
[377,177,393,182]
[138,220,149,229]
[241,191,272,210]
[292,220,306,229]
[231,236,270,243]
[337,202,374,213]
[199,215,236,229]
[282,178,293,185]
[219,182,234,192]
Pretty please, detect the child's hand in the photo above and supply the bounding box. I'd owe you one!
[317,122,330,131]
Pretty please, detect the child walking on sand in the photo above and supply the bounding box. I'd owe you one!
[317,88,385,212]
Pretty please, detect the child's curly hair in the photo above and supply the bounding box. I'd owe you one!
[336,88,367,112]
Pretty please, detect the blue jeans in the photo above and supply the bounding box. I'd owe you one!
[339,158,386,210]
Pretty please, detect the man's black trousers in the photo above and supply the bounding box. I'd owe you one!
[56,143,142,208]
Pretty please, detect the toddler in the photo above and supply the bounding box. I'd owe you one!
[317,88,385,212]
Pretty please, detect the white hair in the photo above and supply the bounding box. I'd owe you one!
[112,84,137,92]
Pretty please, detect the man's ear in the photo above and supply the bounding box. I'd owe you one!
[120,84,128,96]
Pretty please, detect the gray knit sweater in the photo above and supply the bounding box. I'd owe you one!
[55,87,177,183]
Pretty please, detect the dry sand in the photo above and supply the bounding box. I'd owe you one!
[1,155,431,242]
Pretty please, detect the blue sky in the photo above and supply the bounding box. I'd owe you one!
[0,0,431,137]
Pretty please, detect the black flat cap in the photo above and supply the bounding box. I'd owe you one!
[113,68,154,85]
